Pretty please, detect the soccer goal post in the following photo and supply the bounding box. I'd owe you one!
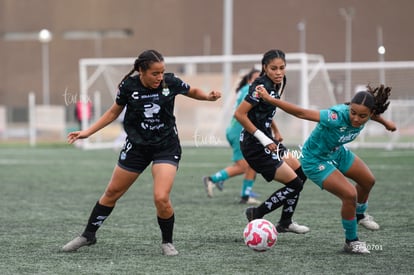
[78,54,414,150]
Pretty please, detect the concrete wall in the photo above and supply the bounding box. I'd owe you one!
[1,0,413,112]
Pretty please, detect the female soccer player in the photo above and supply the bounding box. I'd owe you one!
[234,49,310,234]
[257,83,396,254]
[203,68,261,204]
[62,49,221,256]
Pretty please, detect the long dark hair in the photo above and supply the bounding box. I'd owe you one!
[351,84,391,115]
[119,49,164,85]
[235,68,260,93]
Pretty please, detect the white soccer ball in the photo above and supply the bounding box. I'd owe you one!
[243,218,278,252]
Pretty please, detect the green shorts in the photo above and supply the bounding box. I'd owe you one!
[301,146,355,189]
[226,126,243,162]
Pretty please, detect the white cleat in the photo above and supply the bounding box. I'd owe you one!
[161,243,179,256]
[343,240,370,254]
[358,214,380,230]
[62,236,96,252]
[276,222,310,234]
[203,176,214,198]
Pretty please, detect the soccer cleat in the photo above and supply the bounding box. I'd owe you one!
[215,180,224,191]
[239,197,261,205]
[276,222,310,234]
[62,236,97,252]
[161,243,179,256]
[358,214,380,230]
[249,191,260,198]
[203,176,214,198]
[343,240,370,254]
[245,207,263,222]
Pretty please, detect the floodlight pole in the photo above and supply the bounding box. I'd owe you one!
[38,29,52,105]
[340,8,354,101]
[377,26,386,85]
[297,20,306,53]
[222,0,233,98]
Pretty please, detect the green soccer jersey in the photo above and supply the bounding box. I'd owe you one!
[228,84,250,133]
[302,104,366,159]
[115,73,190,146]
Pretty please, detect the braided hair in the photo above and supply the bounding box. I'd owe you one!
[119,49,164,85]
[351,84,391,115]
[235,68,260,93]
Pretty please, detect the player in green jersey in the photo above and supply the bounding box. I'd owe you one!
[257,83,396,254]
[203,68,262,204]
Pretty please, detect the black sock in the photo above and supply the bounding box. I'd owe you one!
[82,201,114,240]
[255,177,303,218]
[356,213,365,222]
[278,167,307,225]
[158,214,175,244]
[279,194,300,226]
[295,166,307,183]
[346,238,359,244]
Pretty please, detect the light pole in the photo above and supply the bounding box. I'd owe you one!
[38,29,52,105]
[377,26,386,85]
[297,20,306,53]
[340,7,354,101]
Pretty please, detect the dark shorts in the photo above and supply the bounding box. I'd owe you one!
[240,137,287,182]
[117,137,182,173]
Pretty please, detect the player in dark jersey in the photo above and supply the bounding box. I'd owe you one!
[257,83,396,254]
[62,49,221,256]
[234,49,309,234]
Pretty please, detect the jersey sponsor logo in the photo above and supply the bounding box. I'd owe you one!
[338,132,359,143]
[132,91,140,99]
[328,111,338,121]
[141,122,165,130]
[181,82,189,89]
[143,103,160,118]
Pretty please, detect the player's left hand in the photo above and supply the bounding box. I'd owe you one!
[208,91,221,101]
[256,85,270,100]
[385,120,397,132]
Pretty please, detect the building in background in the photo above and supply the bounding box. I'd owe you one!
[1,0,413,122]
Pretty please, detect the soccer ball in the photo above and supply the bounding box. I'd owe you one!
[243,219,278,252]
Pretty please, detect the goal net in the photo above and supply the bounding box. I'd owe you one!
[78,54,414,150]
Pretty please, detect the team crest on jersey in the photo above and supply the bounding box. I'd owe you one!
[162,88,170,96]
[318,164,325,171]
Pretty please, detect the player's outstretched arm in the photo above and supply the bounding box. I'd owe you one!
[257,86,320,122]
[67,103,124,144]
[371,114,397,132]
[186,87,221,101]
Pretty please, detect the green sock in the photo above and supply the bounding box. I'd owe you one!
[241,179,254,197]
[356,202,368,221]
[342,218,358,242]
[210,170,229,183]
[356,202,368,215]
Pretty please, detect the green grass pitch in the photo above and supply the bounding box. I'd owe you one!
[0,144,413,274]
